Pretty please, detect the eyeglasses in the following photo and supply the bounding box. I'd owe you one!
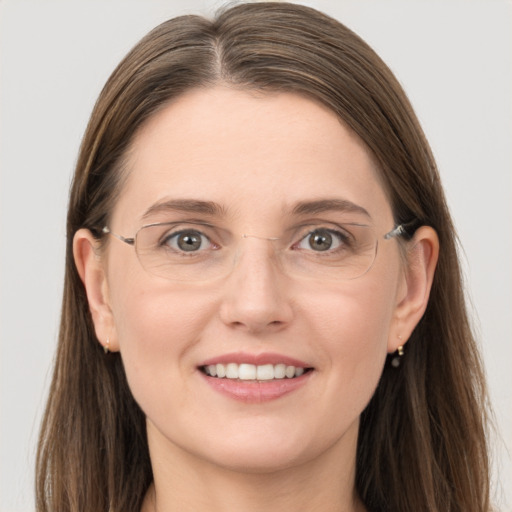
[102,221,411,283]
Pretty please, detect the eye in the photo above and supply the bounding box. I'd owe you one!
[163,229,211,252]
[296,228,346,252]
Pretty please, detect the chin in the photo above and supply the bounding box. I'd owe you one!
[200,442,315,475]
[184,419,352,476]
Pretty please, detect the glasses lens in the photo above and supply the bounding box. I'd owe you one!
[282,223,378,281]
[135,222,230,282]
[134,222,378,282]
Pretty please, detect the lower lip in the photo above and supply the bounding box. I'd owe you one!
[200,371,312,403]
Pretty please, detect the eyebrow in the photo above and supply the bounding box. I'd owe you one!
[141,199,226,221]
[291,198,371,218]
[140,197,371,222]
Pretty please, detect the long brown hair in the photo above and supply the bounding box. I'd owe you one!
[36,3,491,511]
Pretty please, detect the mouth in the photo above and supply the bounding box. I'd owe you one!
[198,354,314,403]
[200,363,313,381]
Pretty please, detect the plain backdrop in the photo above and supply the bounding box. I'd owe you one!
[0,1,510,510]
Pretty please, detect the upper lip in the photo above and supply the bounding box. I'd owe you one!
[199,352,312,368]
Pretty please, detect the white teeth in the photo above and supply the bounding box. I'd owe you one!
[216,364,226,378]
[226,363,239,379]
[274,364,286,379]
[239,364,256,380]
[204,363,308,380]
[256,364,274,381]
[285,365,295,379]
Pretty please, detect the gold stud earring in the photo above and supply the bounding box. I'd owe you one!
[104,337,110,354]
[391,337,404,368]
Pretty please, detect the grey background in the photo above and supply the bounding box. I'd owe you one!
[1,0,511,510]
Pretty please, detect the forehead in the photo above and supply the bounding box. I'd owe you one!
[112,86,392,229]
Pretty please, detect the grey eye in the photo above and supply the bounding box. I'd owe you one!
[167,230,209,252]
[307,230,334,251]
[297,229,343,252]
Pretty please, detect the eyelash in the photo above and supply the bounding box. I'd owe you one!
[159,229,216,252]
[294,227,352,253]
[158,225,353,254]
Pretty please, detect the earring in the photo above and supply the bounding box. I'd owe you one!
[104,337,110,354]
[391,340,404,368]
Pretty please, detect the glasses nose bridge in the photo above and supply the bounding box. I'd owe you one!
[240,233,283,256]
[241,233,280,242]
[231,232,283,273]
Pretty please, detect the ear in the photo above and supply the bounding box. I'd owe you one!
[388,226,439,352]
[73,228,119,352]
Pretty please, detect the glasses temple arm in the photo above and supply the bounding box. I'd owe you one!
[102,226,135,245]
[384,219,420,240]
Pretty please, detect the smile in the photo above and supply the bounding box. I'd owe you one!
[198,354,314,403]
[201,363,310,380]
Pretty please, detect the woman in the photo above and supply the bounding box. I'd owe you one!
[36,2,491,511]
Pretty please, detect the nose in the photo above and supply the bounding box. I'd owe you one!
[219,236,293,334]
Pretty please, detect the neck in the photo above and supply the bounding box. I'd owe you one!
[141,420,366,512]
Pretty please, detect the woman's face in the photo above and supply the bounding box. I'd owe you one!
[102,87,407,472]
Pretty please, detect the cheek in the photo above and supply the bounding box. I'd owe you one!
[304,276,398,407]
[310,278,396,354]
[109,251,206,350]
[109,278,213,405]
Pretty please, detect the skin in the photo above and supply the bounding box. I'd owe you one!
[74,86,438,511]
